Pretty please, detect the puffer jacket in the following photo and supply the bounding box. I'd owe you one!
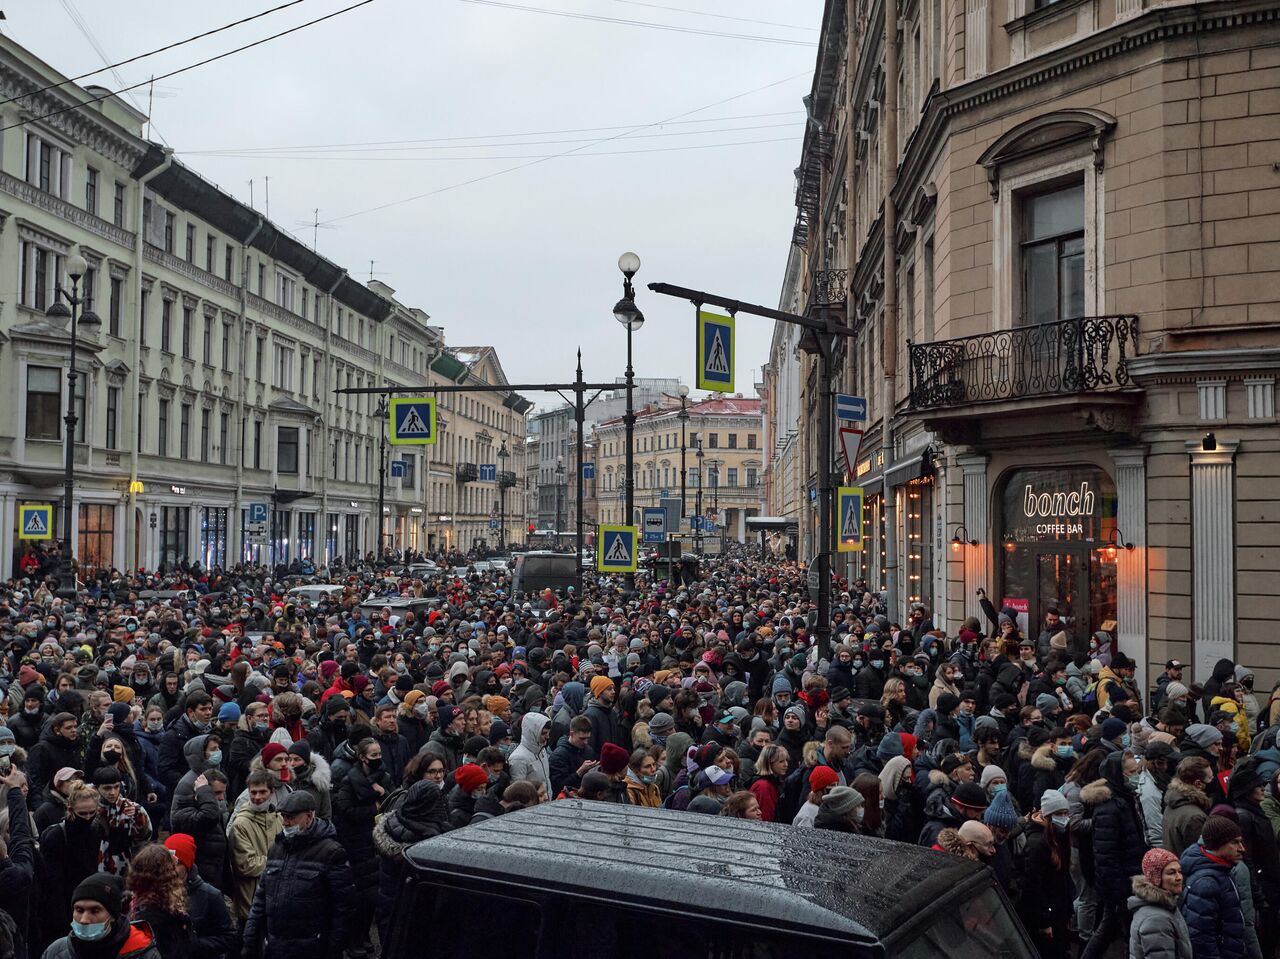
[243,817,354,959]
[290,755,333,821]
[168,734,229,890]
[1210,695,1252,753]
[1180,842,1246,959]
[1082,753,1147,901]
[1163,779,1210,856]
[506,712,550,789]
[917,771,961,847]
[331,759,392,906]
[41,922,162,959]
[1028,742,1072,807]
[1128,875,1193,959]
[1018,819,1074,934]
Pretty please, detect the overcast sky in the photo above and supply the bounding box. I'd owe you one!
[7,0,819,407]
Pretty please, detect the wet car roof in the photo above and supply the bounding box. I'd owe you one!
[402,800,985,941]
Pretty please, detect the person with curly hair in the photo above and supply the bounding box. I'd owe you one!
[125,843,193,959]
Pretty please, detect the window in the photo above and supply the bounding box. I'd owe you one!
[85,166,98,215]
[179,403,191,458]
[301,288,309,319]
[225,245,234,281]
[161,299,173,352]
[163,212,175,253]
[73,371,86,446]
[157,398,169,456]
[253,420,262,469]
[277,272,296,312]
[278,426,299,474]
[78,503,115,570]
[113,182,126,227]
[203,316,213,364]
[689,467,700,488]
[181,306,193,359]
[18,240,63,310]
[257,263,265,295]
[199,408,210,462]
[185,223,196,263]
[139,289,149,346]
[108,276,122,337]
[82,265,97,315]
[401,454,416,488]
[137,390,145,450]
[299,354,308,396]
[25,366,61,439]
[273,343,295,390]
[747,433,757,450]
[255,337,266,381]
[26,133,71,197]
[1020,181,1085,324]
[727,468,739,487]
[746,467,758,487]
[222,323,231,369]
[708,433,719,449]
[728,433,738,449]
[105,386,119,450]
[219,412,229,465]
[206,235,216,273]
[313,357,321,400]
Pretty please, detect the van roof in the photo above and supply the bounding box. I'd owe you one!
[402,801,984,941]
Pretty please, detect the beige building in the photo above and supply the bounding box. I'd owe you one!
[593,394,765,542]
[772,0,1280,690]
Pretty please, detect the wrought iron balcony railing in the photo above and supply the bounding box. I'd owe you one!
[908,315,1139,411]
[456,462,478,482]
[498,470,518,488]
[811,269,849,307]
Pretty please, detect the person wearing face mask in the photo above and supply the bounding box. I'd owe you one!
[38,784,112,945]
[282,741,331,821]
[332,737,390,958]
[243,790,354,959]
[226,704,270,801]
[394,690,431,756]
[1079,751,1149,959]
[228,770,283,925]
[9,685,46,751]
[168,735,230,893]
[814,784,866,834]
[1019,789,1075,959]
[1208,682,1253,756]
[854,651,888,701]
[1029,728,1077,806]
[929,663,962,711]
[41,873,161,959]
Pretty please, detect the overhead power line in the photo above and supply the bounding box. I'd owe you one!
[320,70,809,224]
[0,0,313,108]
[452,0,818,46]
[0,0,380,137]
[609,0,816,31]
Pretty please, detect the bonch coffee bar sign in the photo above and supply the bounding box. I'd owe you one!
[1001,467,1115,543]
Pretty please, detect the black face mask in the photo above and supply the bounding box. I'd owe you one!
[365,757,383,773]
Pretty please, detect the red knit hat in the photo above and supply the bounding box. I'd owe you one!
[1141,848,1179,886]
[260,743,288,766]
[599,742,630,776]
[164,833,197,871]
[898,733,918,761]
[809,766,839,792]
[455,763,488,794]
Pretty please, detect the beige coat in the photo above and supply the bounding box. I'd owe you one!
[228,805,283,921]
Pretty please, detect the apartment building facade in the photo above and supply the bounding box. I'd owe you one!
[772,0,1280,689]
[0,35,524,574]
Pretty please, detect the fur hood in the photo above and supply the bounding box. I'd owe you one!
[1130,875,1178,910]
[927,768,950,788]
[1165,777,1209,810]
[1080,778,1112,805]
[1030,743,1059,771]
[1016,738,1035,760]
[935,827,976,859]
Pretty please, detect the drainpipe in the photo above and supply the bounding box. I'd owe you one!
[234,216,265,563]
[126,148,173,573]
[881,0,901,615]
[320,271,344,563]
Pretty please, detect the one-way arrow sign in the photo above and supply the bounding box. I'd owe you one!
[838,427,863,479]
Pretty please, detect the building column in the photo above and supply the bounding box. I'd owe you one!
[957,453,989,624]
[1186,439,1238,683]
[1109,448,1149,697]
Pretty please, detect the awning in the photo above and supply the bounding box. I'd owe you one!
[884,449,934,488]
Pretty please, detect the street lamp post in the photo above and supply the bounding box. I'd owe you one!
[555,456,565,544]
[45,252,101,597]
[694,438,704,556]
[614,252,643,585]
[677,386,689,521]
[497,440,509,551]
[374,396,388,559]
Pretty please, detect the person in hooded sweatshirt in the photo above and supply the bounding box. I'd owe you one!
[1200,659,1237,719]
[547,681,586,750]
[507,712,551,792]
[1129,847,1192,959]
[167,734,229,892]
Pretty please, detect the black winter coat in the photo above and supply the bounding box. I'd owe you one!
[243,818,355,959]
[1083,775,1147,902]
[184,866,236,959]
[331,761,391,906]
[372,781,449,920]
[1019,820,1074,933]
[24,727,81,805]
[226,726,269,800]
[157,715,206,793]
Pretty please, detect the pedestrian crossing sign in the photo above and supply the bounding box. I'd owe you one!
[837,487,864,552]
[596,524,638,572]
[18,504,52,540]
[388,398,437,445]
[696,310,734,393]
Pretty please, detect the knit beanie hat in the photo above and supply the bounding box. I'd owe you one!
[1040,788,1069,817]
[1185,723,1223,748]
[647,712,675,735]
[821,785,864,817]
[599,742,630,776]
[983,788,1019,831]
[1141,848,1179,886]
[260,743,287,766]
[1201,814,1242,850]
[163,833,197,871]
[71,874,124,916]
[1035,693,1060,714]
[287,740,311,762]
[455,764,488,794]
[1101,717,1127,741]
[980,765,1007,788]
[952,782,989,810]
[1164,681,1190,701]
[784,704,807,724]
[936,693,961,715]
[589,676,614,699]
[809,766,839,792]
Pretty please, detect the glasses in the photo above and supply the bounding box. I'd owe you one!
[424,766,446,779]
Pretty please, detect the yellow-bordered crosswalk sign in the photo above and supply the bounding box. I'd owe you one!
[597,524,638,573]
[389,398,437,445]
[696,311,734,393]
[837,487,863,552]
[18,504,52,540]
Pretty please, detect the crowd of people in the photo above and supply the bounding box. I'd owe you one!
[0,547,1277,959]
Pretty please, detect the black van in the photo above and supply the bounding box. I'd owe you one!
[382,801,1036,959]
[510,550,577,595]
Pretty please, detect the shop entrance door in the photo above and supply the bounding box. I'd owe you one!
[1034,548,1089,656]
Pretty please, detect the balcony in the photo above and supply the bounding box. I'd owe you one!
[456,462,478,483]
[907,315,1141,442]
[498,470,518,488]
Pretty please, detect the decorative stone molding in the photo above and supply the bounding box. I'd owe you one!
[1197,380,1226,422]
[1244,378,1276,420]
[1185,440,1238,683]
[15,217,71,252]
[0,172,135,249]
[977,108,1116,200]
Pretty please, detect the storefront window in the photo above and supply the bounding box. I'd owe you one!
[859,494,886,592]
[344,515,360,560]
[325,513,339,564]
[298,512,316,559]
[160,506,189,570]
[200,507,228,569]
[270,509,289,565]
[78,504,114,572]
[998,466,1117,652]
[904,476,935,609]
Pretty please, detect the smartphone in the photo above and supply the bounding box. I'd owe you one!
[0,758,12,776]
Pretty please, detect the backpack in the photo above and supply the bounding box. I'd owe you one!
[1081,681,1100,712]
